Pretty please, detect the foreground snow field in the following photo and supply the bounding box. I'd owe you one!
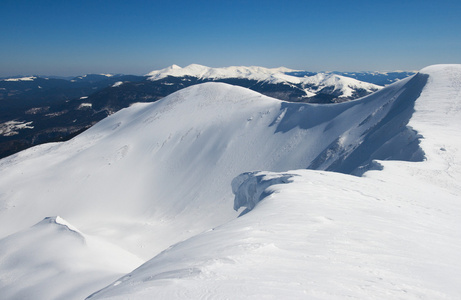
[0,65,460,299]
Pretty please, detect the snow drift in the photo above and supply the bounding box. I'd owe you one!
[0,64,460,299]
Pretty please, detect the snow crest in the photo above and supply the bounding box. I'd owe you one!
[232,172,296,215]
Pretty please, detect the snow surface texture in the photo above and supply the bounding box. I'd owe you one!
[0,65,460,299]
[147,64,382,100]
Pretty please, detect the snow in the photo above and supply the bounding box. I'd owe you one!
[300,72,379,97]
[78,103,93,109]
[1,76,36,82]
[0,120,34,136]
[111,81,123,87]
[88,169,461,299]
[147,64,381,99]
[0,64,460,299]
[0,216,143,300]
[146,64,298,82]
[87,64,461,300]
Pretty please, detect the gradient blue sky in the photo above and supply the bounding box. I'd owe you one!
[1,0,460,76]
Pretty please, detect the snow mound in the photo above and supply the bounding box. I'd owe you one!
[0,216,143,300]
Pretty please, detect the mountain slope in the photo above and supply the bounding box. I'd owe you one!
[88,169,461,299]
[87,64,461,299]
[0,66,380,160]
[0,76,420,257]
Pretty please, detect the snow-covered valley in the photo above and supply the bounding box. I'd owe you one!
[0,64,460,299]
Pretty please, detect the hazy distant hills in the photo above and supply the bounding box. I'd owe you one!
[0,66,413,159]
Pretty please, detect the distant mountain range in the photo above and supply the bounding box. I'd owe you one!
[0,65,414,159]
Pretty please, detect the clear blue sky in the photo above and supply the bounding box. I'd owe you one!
[1,0,460,76]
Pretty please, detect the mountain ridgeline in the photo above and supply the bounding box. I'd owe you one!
[0,65,412,159]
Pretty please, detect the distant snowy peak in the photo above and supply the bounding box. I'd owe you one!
[146,64,382,101]
[298,72,382,98]
[146,64,299,82]
[1,76,37,82]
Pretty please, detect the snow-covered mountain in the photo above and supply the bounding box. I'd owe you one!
[287,70,417,86]
[146,64,297,81]
[147,64,382,102]
[0,66,380,161]
[336,71,417,85]
[0,64,460,299]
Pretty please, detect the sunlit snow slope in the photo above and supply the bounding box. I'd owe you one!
[88,65,461,299]
[0,65,460,299]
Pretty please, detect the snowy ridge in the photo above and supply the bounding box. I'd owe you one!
[146,64,381,100]
[146,64,297,81]
[90,167,461,299]
[0,65,460,299]
[87,65,461,300]
[300,72,380,97]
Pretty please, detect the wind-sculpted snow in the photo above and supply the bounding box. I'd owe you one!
[232,171,296,215]
[1,65,461,299]
[87,166,461,299]
[308,73,428,175]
